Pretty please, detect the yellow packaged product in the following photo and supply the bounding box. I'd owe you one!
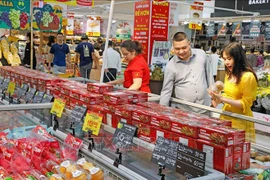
[13,53,21,64]
[1,39,9,51]
[3,51,13,64]
[10,42,18,54]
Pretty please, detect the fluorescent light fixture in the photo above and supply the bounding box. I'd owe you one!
[112,19,116,24]
[242,20,251,22]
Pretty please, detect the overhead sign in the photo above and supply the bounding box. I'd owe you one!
[232,22,242,36]
[217,22,226,36]
[86,19,100,37]
[206,22,215,37]
[67,13,75,35]
[249,21,261,37]
[169,3,179,27]
[44,0,94,6]
[189,1,204,30]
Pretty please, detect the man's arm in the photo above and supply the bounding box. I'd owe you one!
[117,55,122,75]
[159,63,174,106]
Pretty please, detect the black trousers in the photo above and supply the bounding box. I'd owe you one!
[103,68,117,83]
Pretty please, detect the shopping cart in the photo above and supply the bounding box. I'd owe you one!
[56,63,80,78]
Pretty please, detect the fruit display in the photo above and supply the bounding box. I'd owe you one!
[0,10,29,30]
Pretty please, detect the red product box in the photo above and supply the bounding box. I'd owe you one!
[170,117,199,138]
[242,142,250,170]
[132,108,157,124]
[118,90,148,103]
[114,105,137,124]
[104,112,117,128]
[88,104,105,123]
[150,113,172,131]
[52,90,61,97]
[69,98,85,109]
[103,91,133,105]
[103,103,116,113]
[172,133,198,149]
[79,91,103,105]
[199,125,245,146]
[233,144,243,171]
[137,102,167,110]
[199,117,232,127]
[69,89,81,100]
[87,83,113,94]
[58,94,70,106]
[132,120,154,143]
[197,139,233,175]
[60,85,72,96]
[151,126,171,142]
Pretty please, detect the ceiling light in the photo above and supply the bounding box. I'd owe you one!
[112,19,116,24]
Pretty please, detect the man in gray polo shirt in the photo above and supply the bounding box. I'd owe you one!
[160,32,214,113]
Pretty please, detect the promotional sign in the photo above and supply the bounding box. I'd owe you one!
[133,0,151,63]
[70,105,87,122]
[45,0,94,7]
[113,122,137,149]
[50,98,65,118]
[249,21,261,37]
[74,17,87,35]
[169,2,179,27]
[232,22,242,36]
[206,22,215,37]
[116,21,132,40]
[82,111,103,136]
[241,22,250,35]
[86,19,100,37]
[67,13,75,35]
[7,81,16,95]
[149,1,169,64]
[33,3,67,31]
[217,22,226,36]
[189,1,203,30]
[151,41,170,66]
[0,0,30,30]
[265,21,270,40]
[151,136,178,171]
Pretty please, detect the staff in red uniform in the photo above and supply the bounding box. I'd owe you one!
[107,40,151,93]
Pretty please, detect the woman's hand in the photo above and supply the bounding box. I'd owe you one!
[208,89,223,105]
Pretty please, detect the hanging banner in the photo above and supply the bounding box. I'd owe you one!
[74,17,86,35]
[169,3,179,27]
[0,0,30,30]
[149,1,169,64]
[241,22,250,35]
[133,0,151,63]
[86,19,100,37]
[249,21,261,37]
[189,1,203,30]
[116,21,132,40]
[206,22,215,37]
[217,22,226,36]
[232,22,242,37]
[33,3,67,31]
[265,21,270,40]
[44,0,94,6]
[67,13,74,35]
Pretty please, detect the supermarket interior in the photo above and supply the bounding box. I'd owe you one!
[0,0,270,179]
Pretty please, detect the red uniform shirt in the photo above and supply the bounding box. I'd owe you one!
[123,54,151,93]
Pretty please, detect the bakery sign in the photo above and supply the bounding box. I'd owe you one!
[248,0,269,5]
[86,19,100,37]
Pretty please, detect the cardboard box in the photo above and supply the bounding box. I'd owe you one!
[114,105,137,125]
[103,91,133,105]
[87,83,113,94]
[170,117,199,138]
[70,89,81,100]
[104,112,117,128]
[69,98,85,109]
[199,125,245,146]
[137,102,167,110]
[242,142,250,170]
[118,90,148,103]
[197,139,233,175]
[233,144,243,171]
[151,126,171,142]
[150,113,172,131]
[79,91,103,105]
[132,120,154,143]
[132,108,157,124]
[173,133,198,149]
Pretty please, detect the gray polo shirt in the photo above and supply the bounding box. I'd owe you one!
[160,48,214,113]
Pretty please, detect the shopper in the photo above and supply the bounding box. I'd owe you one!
[209,46,219,81]
[107,40,151,93]
[23,32,37,69]
[97,37,105,56]
[159,32,214,114]
[247,46,257,68]
[75,34,95,79]
[49,33,71,74]
[44,36,55,71]
[93,42,101,69]
[257,49,264,68]
[208,42,258,142]
[103,40,121,82]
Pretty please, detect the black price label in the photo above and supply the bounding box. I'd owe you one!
[176,143,206,178]
[151,151,176,171]
[41,94,54,103]
[113,122,137,149]
[32,91,45,103]
[0,77,4,85]
[0,78,10,91]
[25,88,36,102]
[69,105,87,122]
[17,84,29,99]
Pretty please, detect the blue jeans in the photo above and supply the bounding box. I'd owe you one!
[53,65,66,74]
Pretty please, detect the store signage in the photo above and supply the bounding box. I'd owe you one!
[86,19,100,37]
[32,91,45,104]
[189,23,202,31]
[232,22,242,37]
[249,21,261,37]
[241,22,251,35]
[189,1,203,31]
[33,3,67,31]
[265,21,270,40]
[74,17,87,35]
[67,13,75,35]
[176,143,206,178]
[116,21,132,40]
[82,111,103,136]
[0,0,30,30]
[169,2,179,27]
[41,93,53,103]
[151,41,170,66]
[70,105,87,122]
[248,0,269,5]
[50,98,65,118]
[0,78,10,92]
[206,22,215,37]
[151,136,178,171]
[134,0,151,63]
[7,81,15,95]
[113,122,137,149]
[45,0,94,7]
[217,22,226,36]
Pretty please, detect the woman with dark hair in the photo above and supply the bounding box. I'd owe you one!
[45,36,55,69]
[107,40,151,92]
[208,42,258,142]
[24,32,37,69]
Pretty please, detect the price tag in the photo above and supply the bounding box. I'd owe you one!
[32,91,45,103]
[82,111,103,136]
[50,98,66,118]
[41,94,54,103]
[188,23,202,30]
[70,105,87,122]
[7,81,16,95]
